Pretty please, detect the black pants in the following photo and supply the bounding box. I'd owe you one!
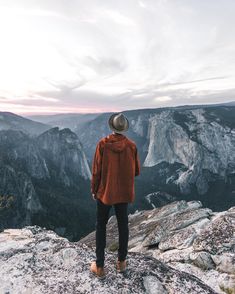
[95,198,129,267]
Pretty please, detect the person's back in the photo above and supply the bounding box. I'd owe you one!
[91,132,140,205]
[90,112,141,279]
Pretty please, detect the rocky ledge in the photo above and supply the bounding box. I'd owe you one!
[0,225,217,294]
[81,200,235,294]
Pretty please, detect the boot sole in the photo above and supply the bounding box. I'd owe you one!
[117,268,127,273]
[90,270,106,280]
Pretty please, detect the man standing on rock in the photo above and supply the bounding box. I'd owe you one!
[90,112,141,279]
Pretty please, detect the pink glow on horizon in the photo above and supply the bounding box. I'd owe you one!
[0,103,122,115]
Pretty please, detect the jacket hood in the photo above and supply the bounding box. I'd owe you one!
[104,133,128,153]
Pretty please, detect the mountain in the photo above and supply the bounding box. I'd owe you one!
[80,200,235,294]
[0,127,94,241]
[75,104,235,212]
[0,225,217,293]
[37,127,91,182]
[0,111,50,136]
[27,113,101,131]
[1,103,234,239]
[217,100,235,106]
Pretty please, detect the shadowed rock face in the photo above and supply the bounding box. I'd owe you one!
[80,200,235,294]
[0,226,217,294]
[0,128,93,241]
[0,166,42,233]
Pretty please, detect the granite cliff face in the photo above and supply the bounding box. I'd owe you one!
[75,105,235,211]
[80,200,235,294]
[37,127,91,183]
[0,128,93,240]
[143,109,235,196]
[0,226,217,294]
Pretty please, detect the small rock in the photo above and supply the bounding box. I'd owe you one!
[143,275,167,294]
[211,253,235,274]
[190,251,215,270]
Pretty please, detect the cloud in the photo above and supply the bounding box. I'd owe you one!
[138,1,147,9]
[45,78,87,93]
[82,56,126,76]
[0,0,235,114]
[154,96,172,102]
[99,9,136,26]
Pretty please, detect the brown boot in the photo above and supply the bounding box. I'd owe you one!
[90,261,106,279]
[116,260,127,273]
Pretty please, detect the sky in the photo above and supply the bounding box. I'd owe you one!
[0,0,235,115]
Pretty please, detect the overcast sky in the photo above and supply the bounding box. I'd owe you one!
[0,0,235,115]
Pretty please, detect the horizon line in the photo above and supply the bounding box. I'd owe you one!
[1,99,234,117]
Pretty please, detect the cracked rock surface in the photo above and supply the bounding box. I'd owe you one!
[0,225,217,294]
[81,200,235,294]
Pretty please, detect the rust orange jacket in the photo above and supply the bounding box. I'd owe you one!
[91,133,141,205]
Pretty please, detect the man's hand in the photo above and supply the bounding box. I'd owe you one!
[92,193,97,200]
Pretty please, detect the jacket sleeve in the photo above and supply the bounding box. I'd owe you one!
[91,141,103,194]
[135,146,141,176]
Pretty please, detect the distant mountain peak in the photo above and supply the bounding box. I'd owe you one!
[0,111,50,136]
